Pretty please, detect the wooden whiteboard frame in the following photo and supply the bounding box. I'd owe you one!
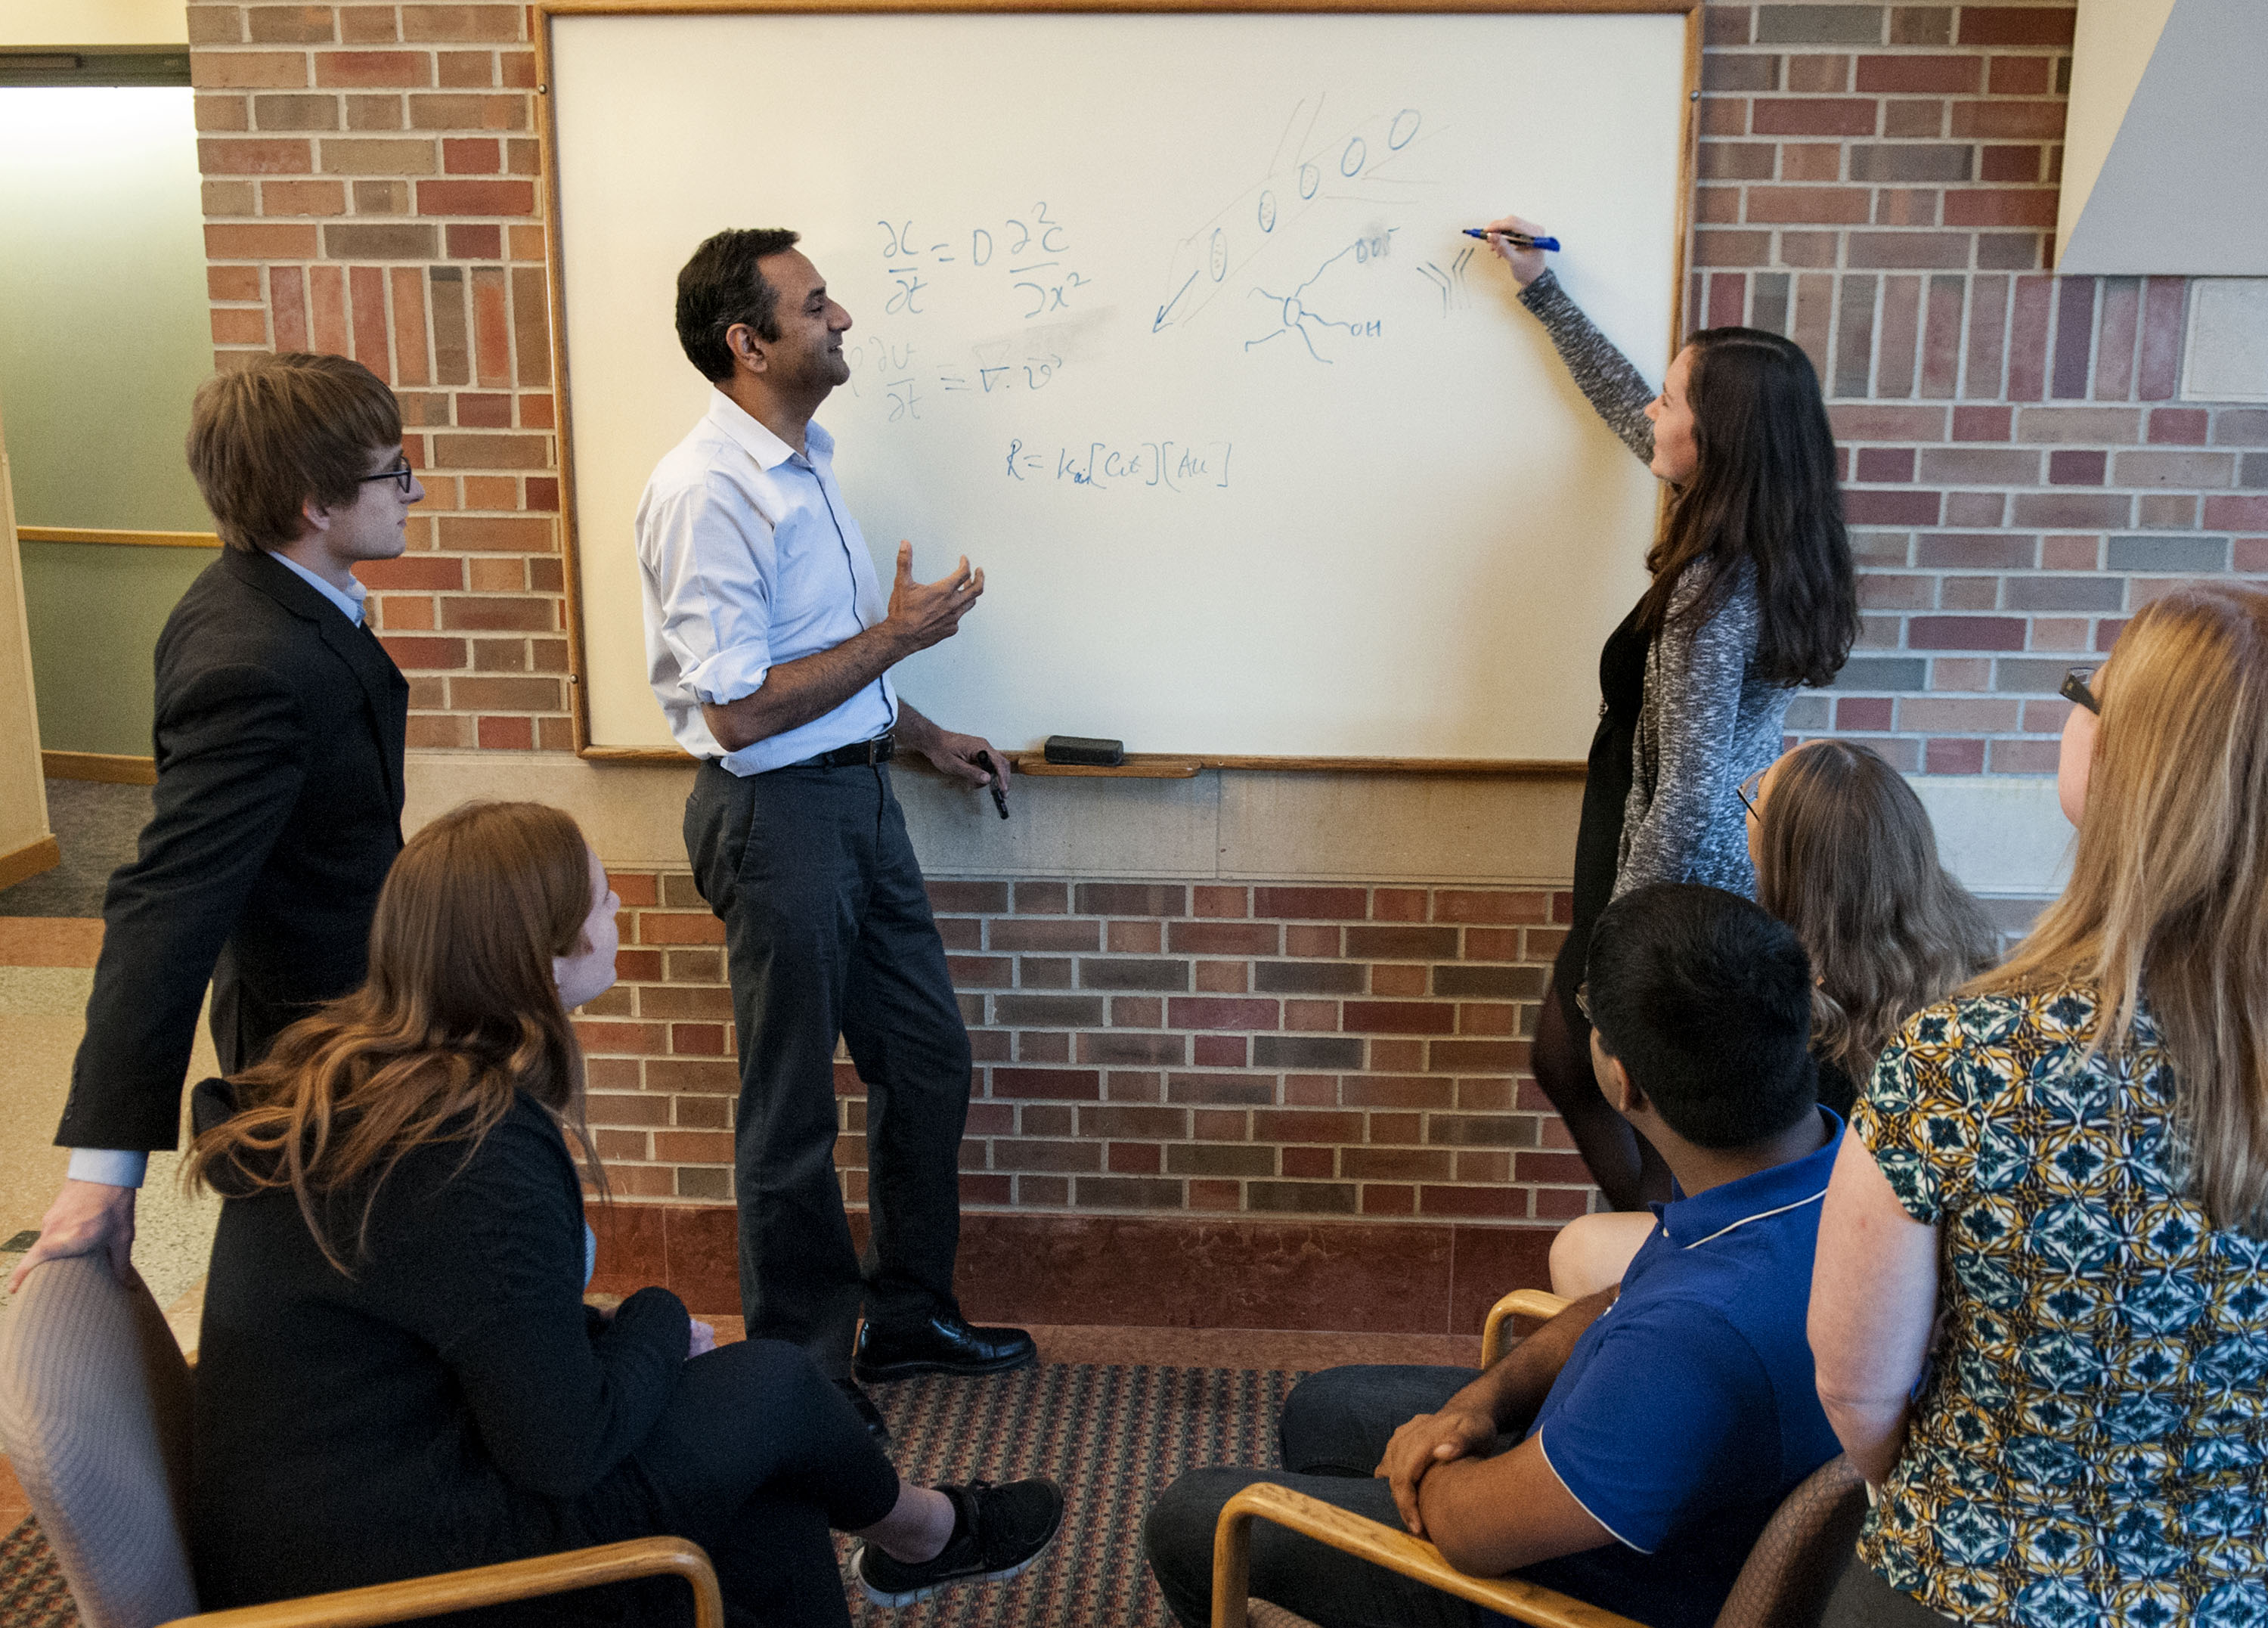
[534,0,1702,774]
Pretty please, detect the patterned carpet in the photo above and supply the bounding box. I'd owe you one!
[845,1363,1299,1626]
[0,1518,70,1628]
[0,1360,1300,1627]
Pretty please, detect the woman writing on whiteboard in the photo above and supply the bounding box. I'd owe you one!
[1484,214,1857,1210]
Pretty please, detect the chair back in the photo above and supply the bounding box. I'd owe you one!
[0,1256,200,1628]
[1712,1454,1868,1628]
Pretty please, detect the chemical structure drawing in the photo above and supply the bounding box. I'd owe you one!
[1152,97,1435,339]
[1244,230,1395,364]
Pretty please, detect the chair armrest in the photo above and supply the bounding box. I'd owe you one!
[1210,1483,1649,1628]
[1482,1289,1571,1367]
[160,1537,723,1628]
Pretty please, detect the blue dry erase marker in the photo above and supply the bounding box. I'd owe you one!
[1465,229,1560,250]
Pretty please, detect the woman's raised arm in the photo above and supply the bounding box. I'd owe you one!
[1483,212,1656,464]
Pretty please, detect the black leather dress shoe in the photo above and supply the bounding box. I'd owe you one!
[854,1313,1038,1382]
[835,1376,891,1446]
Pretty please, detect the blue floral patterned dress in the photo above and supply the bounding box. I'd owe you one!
[1851,984,2268,1628]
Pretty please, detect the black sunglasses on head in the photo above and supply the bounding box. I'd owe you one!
[2061,666,2099,715]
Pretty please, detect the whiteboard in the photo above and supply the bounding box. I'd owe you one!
[544,6,1692,761]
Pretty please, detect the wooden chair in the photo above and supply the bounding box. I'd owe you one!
[1212,1289,1869,1628]
[0,1255,724,1628]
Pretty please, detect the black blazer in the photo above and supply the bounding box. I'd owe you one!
[187,1081,688,1609]
[57,549,407,1151]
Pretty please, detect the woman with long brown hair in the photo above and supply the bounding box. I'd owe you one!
[1484,215,1859,1208]
[1811,582,2268,1625]
[1746,738,1999,1117]
[187,800,1059,1624]
[1548,738,1997,1299]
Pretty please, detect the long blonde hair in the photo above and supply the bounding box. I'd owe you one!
[188,801,603,1270]
[1755,739,1998,1084]
[1971,583,2268,1234]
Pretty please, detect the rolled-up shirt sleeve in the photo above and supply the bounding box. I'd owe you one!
[640,473,778,707]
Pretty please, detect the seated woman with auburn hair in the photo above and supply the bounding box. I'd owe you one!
[1813,582,2268,1625]
[1550,738,1996,1298]
[187,800,1058,1624]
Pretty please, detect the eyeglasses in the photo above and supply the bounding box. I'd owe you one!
[358,456,416,498]
[2061,666,2100,715]
[1735,766,1768,821]
[1574,981,1592,1025]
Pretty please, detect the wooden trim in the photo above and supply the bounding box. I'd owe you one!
[1009,752,1588,777]
[544,0,1694,12]
[0,834,60,892]
[1211,1483,1649,1628]
[16,526,221,550]
[169,1537,723,1628]
[572,742,1587,775]
[541,0,1697,764]
[534,11,599,755]
[42,750,157,786]
[1669,0,1701,346]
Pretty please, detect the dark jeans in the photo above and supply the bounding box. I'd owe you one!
[685,759,971,1377]
[559,1336,901,1628]
[1144,1365,1490,1628]
[1819,1555,1963,1628]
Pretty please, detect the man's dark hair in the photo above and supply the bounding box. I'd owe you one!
[1585,882,1817,1149]
[674,228,801,382]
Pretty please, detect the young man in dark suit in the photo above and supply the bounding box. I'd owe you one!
[14,353,417,1291]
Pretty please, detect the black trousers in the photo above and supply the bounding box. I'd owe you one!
[1144,1365,1489,1628]
[468,1337,902,1628]
[685,758,971,1377]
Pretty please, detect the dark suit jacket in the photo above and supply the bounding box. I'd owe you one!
[57,548,407,1152]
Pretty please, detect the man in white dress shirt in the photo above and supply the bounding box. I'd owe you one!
[637,228,1034,1437]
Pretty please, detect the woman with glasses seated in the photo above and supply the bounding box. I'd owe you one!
[1480,214,1859,1209]
[186,800,1060,1625]
[1551,740,1997,1298]
[1811,585,2268,1626]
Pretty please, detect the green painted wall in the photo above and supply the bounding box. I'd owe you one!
[20,541,216,756]
[2,85,216,755]
[0,86,214,530]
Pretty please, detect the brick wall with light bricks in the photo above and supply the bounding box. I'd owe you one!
[185,0,2260,1224]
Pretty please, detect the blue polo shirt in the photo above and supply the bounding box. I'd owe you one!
[1489,1110,1847,1628]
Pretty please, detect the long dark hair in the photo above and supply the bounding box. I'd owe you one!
[1637,327,1857,688]
[187,801,604,1270]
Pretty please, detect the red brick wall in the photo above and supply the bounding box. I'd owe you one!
[581,873,1577,1215]
[1696,2,2266,772]
[183,0,2260,1222]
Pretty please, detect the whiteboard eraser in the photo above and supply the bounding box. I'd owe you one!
[1043,735,1125,767]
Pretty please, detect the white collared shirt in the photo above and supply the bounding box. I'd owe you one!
[634,391,896,775]
[67,546,370,1189]
[269,549,368,625]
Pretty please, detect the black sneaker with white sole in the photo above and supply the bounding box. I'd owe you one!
[849,1478,1064,1607]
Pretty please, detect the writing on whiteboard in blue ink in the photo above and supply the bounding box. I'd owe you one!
[1003,437,1233,493]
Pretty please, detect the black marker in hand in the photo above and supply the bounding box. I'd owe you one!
[982,752,1010,819]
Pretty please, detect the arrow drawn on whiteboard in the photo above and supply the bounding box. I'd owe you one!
[1151,268,1200,333]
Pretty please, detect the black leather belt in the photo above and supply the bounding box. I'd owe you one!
[790,733,895,770]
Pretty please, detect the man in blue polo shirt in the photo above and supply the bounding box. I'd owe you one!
[1144,883,1845,1628]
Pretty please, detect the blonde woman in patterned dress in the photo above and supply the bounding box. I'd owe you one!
[1808,581,2268,1628]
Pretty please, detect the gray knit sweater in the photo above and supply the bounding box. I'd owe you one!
[1517,270,1796,902]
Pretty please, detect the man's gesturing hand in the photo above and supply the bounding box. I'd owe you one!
[883,542,984,655]
[10,1180,138,1294]
[1376,1406,1500,1537]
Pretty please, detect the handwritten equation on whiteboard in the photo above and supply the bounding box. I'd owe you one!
[841,99,1478,434]
[1005,437,1232,493]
